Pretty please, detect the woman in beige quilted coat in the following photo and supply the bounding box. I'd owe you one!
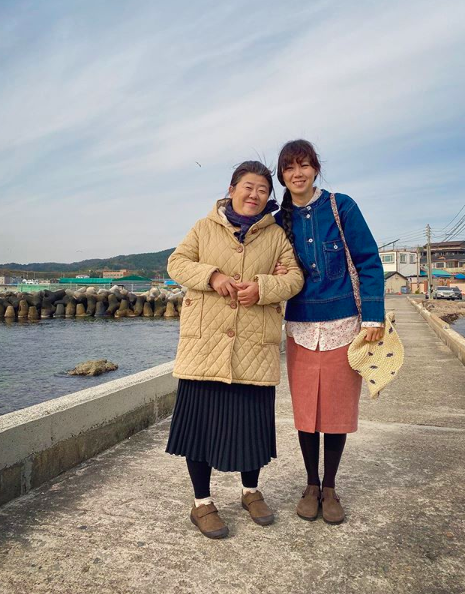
[166,160,304,539]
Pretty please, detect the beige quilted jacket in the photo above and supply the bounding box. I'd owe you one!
[168,200,304,386]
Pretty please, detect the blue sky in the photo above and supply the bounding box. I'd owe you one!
[1,0,464,264]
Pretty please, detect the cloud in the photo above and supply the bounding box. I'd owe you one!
[0,0,464,263]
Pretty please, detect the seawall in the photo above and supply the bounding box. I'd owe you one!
[408,297,465,365]
[0,362,177,506]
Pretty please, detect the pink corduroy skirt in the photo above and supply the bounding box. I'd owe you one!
[286,337,362,434]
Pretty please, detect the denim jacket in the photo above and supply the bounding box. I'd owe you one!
[275,189,385,323]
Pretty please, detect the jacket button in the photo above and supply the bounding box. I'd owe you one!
[233,274,241,280]
[184,298,191,306]
[227,329,235,337]
[236,246,244,253]
[308,238,313,243]
[230,301,237,309]
[251,227,258,234]
[311,263,316,268]
[276,306,282,314]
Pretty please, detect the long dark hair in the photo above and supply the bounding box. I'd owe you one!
[277,140,321,246]
[229,160,274,197]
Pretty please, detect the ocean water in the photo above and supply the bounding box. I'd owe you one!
[452,317,465,337]
[0,317,179,416]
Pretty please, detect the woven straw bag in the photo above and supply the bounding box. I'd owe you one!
[330,194,404,398]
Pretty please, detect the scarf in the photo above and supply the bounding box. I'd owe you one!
[225,199,279,243]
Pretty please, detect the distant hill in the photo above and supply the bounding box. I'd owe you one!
[0,248,176,277]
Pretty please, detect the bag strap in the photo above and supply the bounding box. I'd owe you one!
[329,193,362,317]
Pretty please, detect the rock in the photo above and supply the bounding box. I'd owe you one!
[0,301,5,318]
[68,359,118,377]
[127,292,137,305]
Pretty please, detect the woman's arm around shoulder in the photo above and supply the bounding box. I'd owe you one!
[167,220,218,291]
[254,229,304,305]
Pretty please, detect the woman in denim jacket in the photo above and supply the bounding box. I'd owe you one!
[275,139,385,524]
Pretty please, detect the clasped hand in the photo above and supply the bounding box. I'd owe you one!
[210,272,259,307]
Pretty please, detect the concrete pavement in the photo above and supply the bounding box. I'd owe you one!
[0,295,464,594]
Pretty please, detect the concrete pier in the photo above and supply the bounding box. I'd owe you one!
[0,296,464,593]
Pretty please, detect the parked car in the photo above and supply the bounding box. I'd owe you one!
[432,286,457,300]
[451,286,463,300]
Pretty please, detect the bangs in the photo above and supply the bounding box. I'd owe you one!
[279,143,314,169]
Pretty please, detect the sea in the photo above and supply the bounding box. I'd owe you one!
[0,317,179,416]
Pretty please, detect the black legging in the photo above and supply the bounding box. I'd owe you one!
[186,459,260,499]
[298,431,346,489]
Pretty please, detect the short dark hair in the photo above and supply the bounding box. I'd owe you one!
[229,160,274,197]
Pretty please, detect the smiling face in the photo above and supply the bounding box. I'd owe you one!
[281,159,317,204]
[229,173,270,216]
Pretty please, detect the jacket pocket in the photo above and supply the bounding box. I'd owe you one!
[262,304,284,345]
[323,239,346,280]
[180,293,203,338]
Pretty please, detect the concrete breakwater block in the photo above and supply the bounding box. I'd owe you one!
[0,286,186,321]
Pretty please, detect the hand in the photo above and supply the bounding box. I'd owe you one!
[273,261,288,275]
[210,272,238,301]
[236,281,260,307]
[365,327,385,342]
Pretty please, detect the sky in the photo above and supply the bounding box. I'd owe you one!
[1,0,464,264]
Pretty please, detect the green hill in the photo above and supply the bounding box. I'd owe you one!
[0,248,176,278]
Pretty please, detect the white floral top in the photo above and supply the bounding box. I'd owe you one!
[287,188,383,352]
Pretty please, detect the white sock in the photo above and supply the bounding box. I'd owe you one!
[242,487,258,495]
[194,496,213,507]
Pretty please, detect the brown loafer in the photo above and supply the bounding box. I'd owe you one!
[296,485,321,521]
[190,503,229,539]
[321,487,345,524]
[242,491,274,526]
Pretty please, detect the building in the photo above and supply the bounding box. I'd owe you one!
[384,271,408,294]
[420,241,465,273]
[0,275,11,285]
[379,249,418,277]
[102,269,131,279]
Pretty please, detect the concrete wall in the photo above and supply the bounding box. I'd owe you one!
[408,298,465,366]
[0,362,177,507]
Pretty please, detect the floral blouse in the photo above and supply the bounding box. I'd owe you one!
[286,188,383,352]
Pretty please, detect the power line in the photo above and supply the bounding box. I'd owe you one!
[440,204,465,232]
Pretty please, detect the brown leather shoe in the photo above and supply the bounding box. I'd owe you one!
[296,485,321,521]
[241,491,274,526]
[321,487,345,524]
[190,503,229,539]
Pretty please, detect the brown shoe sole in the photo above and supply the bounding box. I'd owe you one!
[241,502,275,526]
[190,511,229,539]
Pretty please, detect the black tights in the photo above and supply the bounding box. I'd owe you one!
[298,431,347,489]
[186,459,260,499]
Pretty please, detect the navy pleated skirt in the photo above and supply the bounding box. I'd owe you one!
[166,379,276,472]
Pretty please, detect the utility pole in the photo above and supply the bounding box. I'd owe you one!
[426,224,433,299]
[416,245,420,291]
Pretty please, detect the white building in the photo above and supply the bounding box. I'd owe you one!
[379,249,418,277]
